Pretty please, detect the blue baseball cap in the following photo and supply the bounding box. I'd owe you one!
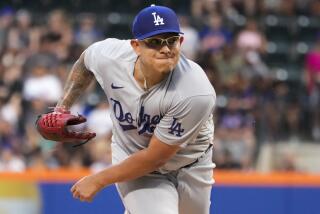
[132,5,183,40]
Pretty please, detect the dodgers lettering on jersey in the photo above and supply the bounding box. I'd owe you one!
[84,38,216,172]
[110,97,162,135]
[110,98,136,131]
[137,106,162,135]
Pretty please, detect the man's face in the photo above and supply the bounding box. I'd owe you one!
[131,33,184,74]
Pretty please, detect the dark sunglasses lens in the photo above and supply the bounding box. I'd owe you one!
[146,38,162,47]
[167,37,179,45]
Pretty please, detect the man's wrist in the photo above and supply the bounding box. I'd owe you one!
[54,106,70,114]
[94,171,112,189]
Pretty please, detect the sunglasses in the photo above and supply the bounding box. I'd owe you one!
[141,36,180,49]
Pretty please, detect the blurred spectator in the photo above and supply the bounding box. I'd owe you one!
[236,19,269,79]
[74,13,103,48]
[199,12,232,54]
[232,0,257,16]
[179,15,200,60]
[304,34,320,140]
[240,51,269,79]
[191,0,217,18]
[236,19,267,55]
[47,9,73,61]
[5,9,33,53]
[198,52,222,92]
[0,6,14,53]
[0,118,21,151]
[0,65,23,103]
[0,147,26,172]
[267,81,300,141]
[214,45,245,84]
[22,63,63,103]
[24,31,61,75]
[304,34,320,94]
[309,0,320,16]
[2,21,30,68]
[278,0,296,16]
[0,93,22,128]
[214,96,256,170]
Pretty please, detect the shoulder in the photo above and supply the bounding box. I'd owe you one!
[84,38,136,62]
[87,38,129,50]
[169,54,216,100]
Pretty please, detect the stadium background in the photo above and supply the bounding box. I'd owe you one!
[0,0,319,213]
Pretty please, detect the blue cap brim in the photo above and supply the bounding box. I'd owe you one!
[136,29,184,40]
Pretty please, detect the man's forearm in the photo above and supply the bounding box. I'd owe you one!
[70,132,180,201]
[95,149,165,187]
[57,54,94,109]
[94,138,180,188]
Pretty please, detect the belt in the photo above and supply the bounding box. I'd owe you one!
[181,144,213,169]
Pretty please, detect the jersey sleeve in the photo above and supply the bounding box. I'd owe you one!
[83,39,108,89]
[154,95,215,147]
[83,38,130,89]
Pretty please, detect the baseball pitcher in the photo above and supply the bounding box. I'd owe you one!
[36,5,216,214]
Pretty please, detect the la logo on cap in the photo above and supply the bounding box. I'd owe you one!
[152,12,164,26]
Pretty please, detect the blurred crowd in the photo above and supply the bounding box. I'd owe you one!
[0,0,320,173]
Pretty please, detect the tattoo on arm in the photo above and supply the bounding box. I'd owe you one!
[56,54,94,109]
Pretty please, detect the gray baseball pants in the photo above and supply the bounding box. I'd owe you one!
[112,143,215,214]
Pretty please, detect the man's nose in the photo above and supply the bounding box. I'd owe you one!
[159,44,170,53]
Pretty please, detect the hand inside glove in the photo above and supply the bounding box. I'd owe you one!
[36,107,96,147]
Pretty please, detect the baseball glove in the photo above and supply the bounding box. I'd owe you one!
[36,107,96,147]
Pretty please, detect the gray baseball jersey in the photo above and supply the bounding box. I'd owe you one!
[84,38,216,173]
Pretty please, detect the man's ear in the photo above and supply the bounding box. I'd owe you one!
[130,39,141,55]
[179,36,184,45]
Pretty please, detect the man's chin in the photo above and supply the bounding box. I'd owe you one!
[154,61,175,71]
[156,65,174,74]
